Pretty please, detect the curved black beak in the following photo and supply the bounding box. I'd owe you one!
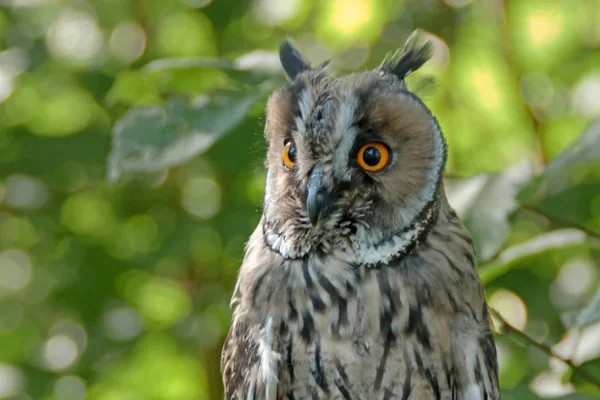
[306,164,334,227]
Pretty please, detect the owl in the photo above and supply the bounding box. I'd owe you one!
[221,32,500,400]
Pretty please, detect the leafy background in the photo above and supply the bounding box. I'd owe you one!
[0,0,599,398]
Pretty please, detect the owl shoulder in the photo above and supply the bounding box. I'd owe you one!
[222,224,287,399]
[221,314,282,400]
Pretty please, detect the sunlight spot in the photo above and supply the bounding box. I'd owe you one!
[46,10,103,65]
[555,258,597,297]
[103,307,142,341]
[61,192,115,236]
[54,375,86,400]
[43,335,79,371]
[0,48,28,77]
[154,12,217,57]
[4,174,49,210]
[0,364,24,398]
[572,74,600,117]
[330,0,371,34]
[489,289,528,330]
[527,11,562,48]
[50,320,88,355]
[181,177,221,220]
[253,0,301,26]
[0,249,32,293]
[136,277,192,329]
[554,322,600,368]
[471,67,501,110]
[530,370,574,397]
[0,47,28,103]
[0,69,14,103]
[109,21,146,64]
[574,322,600,363]
[234,51,281,73]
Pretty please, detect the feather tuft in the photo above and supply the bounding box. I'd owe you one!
[378,29,434,80]
[279,39,311,80]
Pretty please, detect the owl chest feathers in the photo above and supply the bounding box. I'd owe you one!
[224,206,499,399]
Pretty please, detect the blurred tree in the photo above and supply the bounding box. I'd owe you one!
[0,0,599,399]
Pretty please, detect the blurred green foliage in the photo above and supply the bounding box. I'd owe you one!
[0,0,599,399]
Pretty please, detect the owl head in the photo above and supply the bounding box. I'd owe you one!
[261,32,447,265]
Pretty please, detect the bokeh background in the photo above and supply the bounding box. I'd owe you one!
[0,0,600,398]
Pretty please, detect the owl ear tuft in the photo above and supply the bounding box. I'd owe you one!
[377,30,433,81]
[279,39,311,80]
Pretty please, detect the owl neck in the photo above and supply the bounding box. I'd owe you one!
[350,194,441,267]
[263,187,445,267]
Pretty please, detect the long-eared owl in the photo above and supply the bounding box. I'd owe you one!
[221,32,500,400]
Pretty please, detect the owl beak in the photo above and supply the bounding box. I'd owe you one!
[307,164,334,227]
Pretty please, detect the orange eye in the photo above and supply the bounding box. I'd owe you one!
[283,138,297,169]
[357,142,390,172]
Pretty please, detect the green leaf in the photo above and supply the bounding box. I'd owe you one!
[569,357,600,396]
[106,70,162,107]
[519,119,600,235]
[501,383,600,399]
[541,119,600,172]
[142,51,283,84]
[107,80,278,183]
[446,161,534,262]
[142,57,236,73]
[479,229,587,284]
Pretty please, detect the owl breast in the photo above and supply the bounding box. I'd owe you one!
[245,214,496,399]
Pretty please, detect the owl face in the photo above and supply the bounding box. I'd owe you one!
[261,38,447,263]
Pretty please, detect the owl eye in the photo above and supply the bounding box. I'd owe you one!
[357,142,390,172]
[283,138,297,169]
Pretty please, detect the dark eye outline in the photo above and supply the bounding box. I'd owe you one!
[356,142,390,172]
[283,138,297,170]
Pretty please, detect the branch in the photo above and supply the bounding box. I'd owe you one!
[490,307,600,389]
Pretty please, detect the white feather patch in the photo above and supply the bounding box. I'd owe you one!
[463,384,482,400]
[333,91,358,182]
[460,326,483,400]
[351,203,435,265]
[258,316,281,399]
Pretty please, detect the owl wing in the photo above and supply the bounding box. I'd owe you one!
[221,315,282,400]
[395,209,500,398]
[221,322,259,400]
[221,227,283,400]
[472,312,501,398]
